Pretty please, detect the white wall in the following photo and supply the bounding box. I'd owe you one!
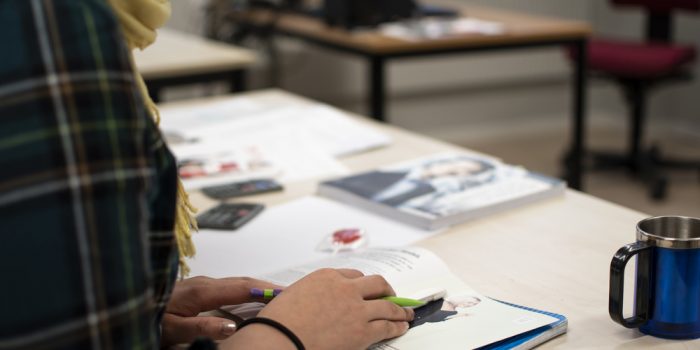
[168,0,208,35]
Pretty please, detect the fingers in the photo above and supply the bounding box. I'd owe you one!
[364,300,415,322]
[215,277,283,305]
[354,274,396,299]
[312,269,393,299]
[161,314,237,346]
[367,320,410,343]
[171,276,283,315]
[336,268,364,279]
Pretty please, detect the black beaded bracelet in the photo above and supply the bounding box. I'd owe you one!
[237,317,305,350]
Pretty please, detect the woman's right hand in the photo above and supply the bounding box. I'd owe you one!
[222,268,414,350]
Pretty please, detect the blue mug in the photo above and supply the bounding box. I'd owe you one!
[609,216,700,339]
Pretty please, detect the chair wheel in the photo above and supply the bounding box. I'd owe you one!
[650,177,668,201]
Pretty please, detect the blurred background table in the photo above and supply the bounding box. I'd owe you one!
[225,4,591,190]
[134,28,257,102]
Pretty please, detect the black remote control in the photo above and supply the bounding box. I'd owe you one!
[196,203,265,230]
[201,179,283,200]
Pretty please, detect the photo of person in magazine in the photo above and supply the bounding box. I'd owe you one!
[331,155,498,217]
[176,147,272,179]
[410,295,482,328]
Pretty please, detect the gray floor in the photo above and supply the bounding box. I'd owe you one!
[449,122,700,217]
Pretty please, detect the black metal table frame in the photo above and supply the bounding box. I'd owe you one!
[268,30,589,190]
[146,69,248,103]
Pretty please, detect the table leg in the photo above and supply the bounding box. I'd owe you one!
[368,56,387,122]
[149,85,163,104]
[230,69,247,93]
[567,39,589,191]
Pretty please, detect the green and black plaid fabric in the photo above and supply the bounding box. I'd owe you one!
[0,0,179,348]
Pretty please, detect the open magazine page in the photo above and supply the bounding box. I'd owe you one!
[170,128,348,189]
[159,98,268,141]
[260,248,558,350]
[260,247,449,292]
[161,102,391,158]
[172,141,280,189]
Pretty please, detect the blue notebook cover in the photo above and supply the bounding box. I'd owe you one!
[477,300,568,350]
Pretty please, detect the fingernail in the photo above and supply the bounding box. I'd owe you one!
[221,322,237,336]
[407,308,415,320]
[403,322,410,331]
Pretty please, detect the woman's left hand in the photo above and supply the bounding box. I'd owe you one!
[161,276,282,347]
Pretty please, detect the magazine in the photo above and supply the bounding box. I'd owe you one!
[171,136,348,190]
[317,152,566,230]
[224,247,566,349]
[159,100,391,189]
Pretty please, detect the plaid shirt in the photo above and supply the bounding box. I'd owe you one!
[0,0,179,349]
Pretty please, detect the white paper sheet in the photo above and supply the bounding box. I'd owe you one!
[381,18,506,41]
[161,103,391,157]
[172,129,349,189]
[186,196,439,279]
[160,100,390,187]
[159,98,268,138]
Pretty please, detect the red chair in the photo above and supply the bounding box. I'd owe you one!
[574,0,699,199]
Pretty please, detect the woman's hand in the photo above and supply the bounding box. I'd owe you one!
[223,269,414,350]
[161,276,281,347]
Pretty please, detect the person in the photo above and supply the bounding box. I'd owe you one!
[410,295,482,328]
[0,1,412,349]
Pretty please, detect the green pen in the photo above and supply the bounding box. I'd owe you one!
[252,288,428,307]
[382,296,426,308]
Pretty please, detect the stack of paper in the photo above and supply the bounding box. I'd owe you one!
[159,100,391,189]
[381,18,506,41]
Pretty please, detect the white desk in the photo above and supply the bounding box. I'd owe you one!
[160,90,699,349]
[134,29,257,102]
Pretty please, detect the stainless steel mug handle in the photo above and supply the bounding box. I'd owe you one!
[609,241,653,328]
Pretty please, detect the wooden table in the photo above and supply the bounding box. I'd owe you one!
[134,28,257,102]
[228,4,591,190]
[165,90,698,349]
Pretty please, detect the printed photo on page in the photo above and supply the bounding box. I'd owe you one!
[318,152,564,230]
[324,153,541,219]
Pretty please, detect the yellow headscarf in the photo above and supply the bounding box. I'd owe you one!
[107,0,170,50]
[107,0,198,278]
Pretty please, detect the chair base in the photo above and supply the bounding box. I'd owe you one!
[564,146,700,201]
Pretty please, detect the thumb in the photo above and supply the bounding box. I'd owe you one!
[162,314,238,346]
